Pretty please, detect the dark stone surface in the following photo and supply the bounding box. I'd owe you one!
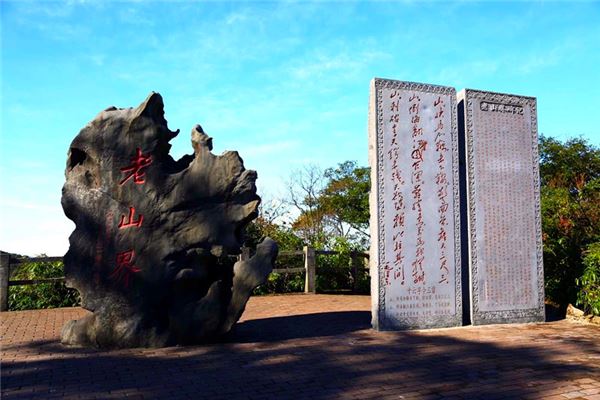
[61,92,277,348]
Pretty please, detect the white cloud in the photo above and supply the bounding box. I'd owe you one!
[0,200,72,256]
[240,140,300,158]
[517,40,579,75]
[435,59,500,87]
[289,47,389,82]
[31,20,89,41]
[0,198,56,212]
[6,104,52,120]
[14,2,75,18]
[89,54,106,67]
[118,6,155,26]
[225,11,248,25]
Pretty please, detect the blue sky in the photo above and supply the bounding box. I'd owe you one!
[1,0,599,256]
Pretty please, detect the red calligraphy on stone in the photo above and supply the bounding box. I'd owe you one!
[383,262,393,286]
[110,250,141,288]
[434,95,450,285]
[409,93,426,286]
[119,148,153,186]
[436,140,448,152]
[118,206,143,229]
[387,89,405,286]
[412,126,423,138]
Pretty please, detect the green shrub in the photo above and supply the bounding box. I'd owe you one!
[251,239,370,295]
[354,262,371,294]
[253,271,305,295]
[253,252,305,294]
[576,242,600,316]
[316,252,352,292]
[316,237,369,294]
[8,260,80,310]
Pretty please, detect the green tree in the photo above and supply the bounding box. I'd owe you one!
[540,136,600,306]
[288,161,370,249]
[248,161,372,295]
[285,161,371,294]
[245,197,304,251]
[319,161,370,242]
[287,164,327,246]
[245,198,306,295]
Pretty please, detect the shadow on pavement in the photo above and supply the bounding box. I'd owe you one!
[231,311,371,342]
[2,311,599,400]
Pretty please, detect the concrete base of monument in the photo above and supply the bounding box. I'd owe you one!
[470,305,546,326]
[372,314,463,331]
[471,313,546,326]
[371,310,463,331]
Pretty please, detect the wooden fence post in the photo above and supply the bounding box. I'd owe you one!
[0,252,10,312]
[304,246,316,294]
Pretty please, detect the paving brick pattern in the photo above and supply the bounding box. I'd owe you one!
[1,294,599,399]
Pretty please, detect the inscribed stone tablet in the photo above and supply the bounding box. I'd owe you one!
[458,89,544,325]
[368,78,462,330]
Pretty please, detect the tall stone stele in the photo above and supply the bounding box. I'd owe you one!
[368,78,462,330]
[61,92,277,348]
[458,89,545,325]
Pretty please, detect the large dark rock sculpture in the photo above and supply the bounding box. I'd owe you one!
[61,93,277,348]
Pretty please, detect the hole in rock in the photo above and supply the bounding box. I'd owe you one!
[68,148,87,170]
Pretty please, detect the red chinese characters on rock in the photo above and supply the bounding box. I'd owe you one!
[118,206,143,229]
[119,148,153,185]
[109,250,141,288]
[111,148,152,288]
[433,96,450,285]
[409,94,426,285]
[386,89,406,287]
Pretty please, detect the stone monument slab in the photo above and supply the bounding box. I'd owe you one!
[458,89,544,325]
[369,78,462,330]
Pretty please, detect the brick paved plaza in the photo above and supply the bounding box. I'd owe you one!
[1,294,599,399]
